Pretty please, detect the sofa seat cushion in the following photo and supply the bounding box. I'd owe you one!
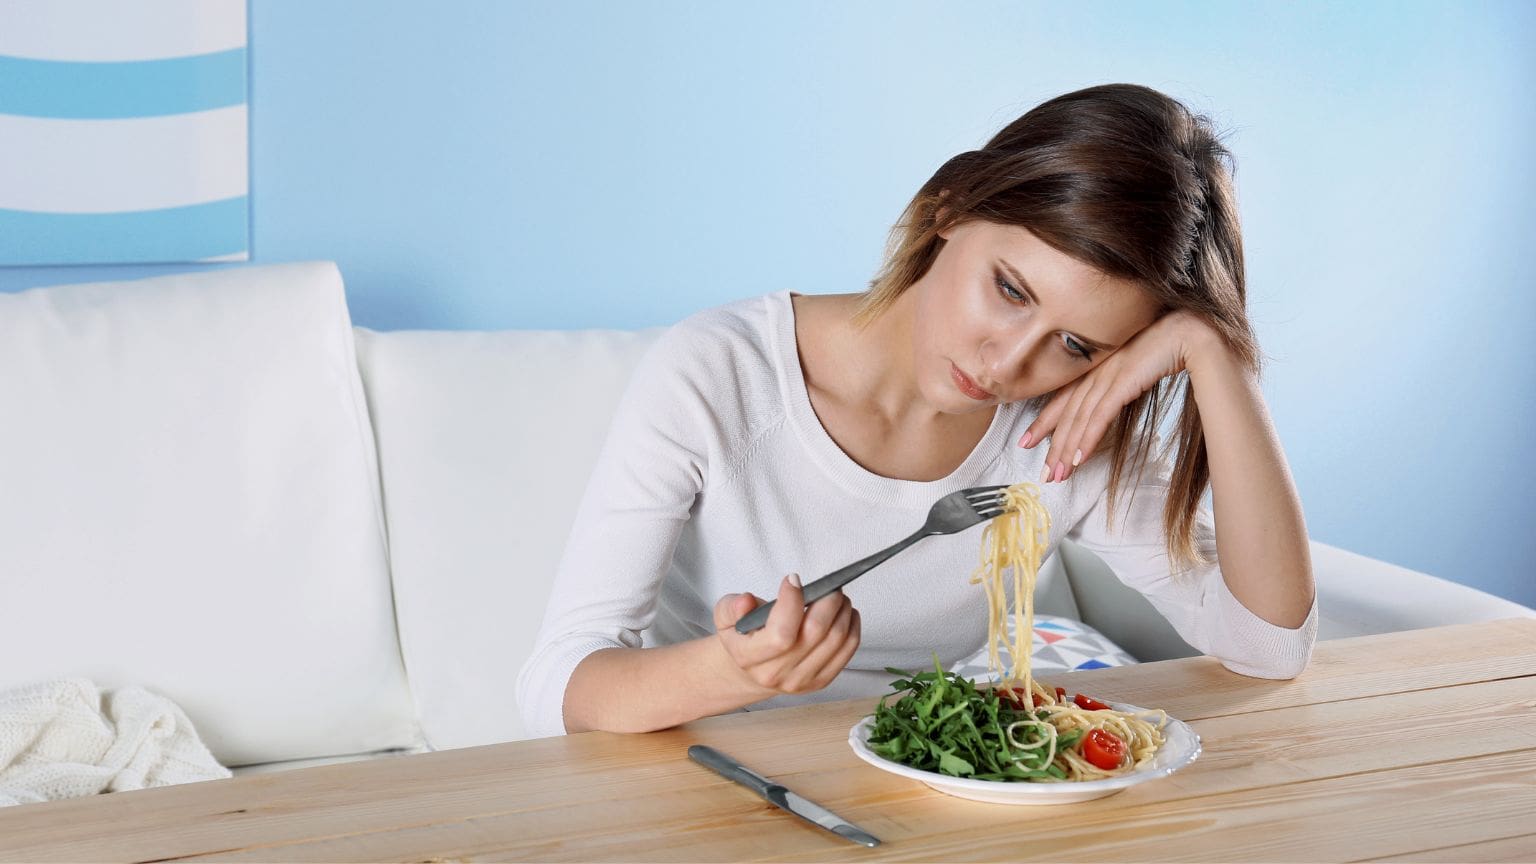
[229,746,429,777]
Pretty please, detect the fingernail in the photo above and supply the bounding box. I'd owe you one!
[1072,449,1083,467]
[1039,463,1051,484]
[1019,431,1033,448]
[787,573,801,588]
[1053,462,1067,482]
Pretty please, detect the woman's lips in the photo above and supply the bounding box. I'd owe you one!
[950,362,995,401]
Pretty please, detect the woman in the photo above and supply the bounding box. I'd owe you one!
[516,83,1317,738]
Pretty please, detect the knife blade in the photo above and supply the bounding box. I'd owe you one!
[687,744,880,847]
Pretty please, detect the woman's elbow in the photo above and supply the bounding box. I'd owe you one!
[1217,646,1313,680]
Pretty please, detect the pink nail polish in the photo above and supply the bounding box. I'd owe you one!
[1053,462,1067,483]
[1019,431,1033,448]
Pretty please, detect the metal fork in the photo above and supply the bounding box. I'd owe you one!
[733,484,1012,634]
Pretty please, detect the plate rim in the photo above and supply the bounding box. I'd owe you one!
[847,700,1202,795]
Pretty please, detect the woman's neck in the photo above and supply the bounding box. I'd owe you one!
[791,289,998,483]
[794,289,954,429]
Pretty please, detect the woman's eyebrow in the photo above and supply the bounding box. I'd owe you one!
[998,259,1119,351]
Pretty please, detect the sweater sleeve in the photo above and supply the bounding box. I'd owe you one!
[514,323,717,738]
[1064,437,1318,679]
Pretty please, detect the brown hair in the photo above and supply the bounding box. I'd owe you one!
[855,83,1257,572]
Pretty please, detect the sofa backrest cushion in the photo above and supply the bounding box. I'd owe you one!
[353,327,661,749]
[0,262,421,767]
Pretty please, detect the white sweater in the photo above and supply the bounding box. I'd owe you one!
[516,291,1318,739]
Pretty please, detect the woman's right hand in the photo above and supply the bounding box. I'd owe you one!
[712,573,862,696]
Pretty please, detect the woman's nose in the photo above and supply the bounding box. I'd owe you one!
[982,330,1043,384]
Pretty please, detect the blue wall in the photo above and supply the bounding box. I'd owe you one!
[4,1,1533,608]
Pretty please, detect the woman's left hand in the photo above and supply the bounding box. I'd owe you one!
[1019,310,1221,483]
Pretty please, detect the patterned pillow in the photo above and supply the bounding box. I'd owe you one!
[949,614,1139,680]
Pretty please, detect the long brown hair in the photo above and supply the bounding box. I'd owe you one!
[854,83,1257,572]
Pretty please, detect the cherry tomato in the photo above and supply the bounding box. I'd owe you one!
[1054,686,1067,703]
[999,687,1029,709]
[1074,693,1111,711]
[1082,729,1127,770]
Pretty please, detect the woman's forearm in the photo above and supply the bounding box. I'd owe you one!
[562,637,774,734]
[1185,335,1316,629]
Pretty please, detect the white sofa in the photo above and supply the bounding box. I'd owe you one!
[2,261,1530,777]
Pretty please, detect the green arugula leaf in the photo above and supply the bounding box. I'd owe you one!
[867,660,1065,782]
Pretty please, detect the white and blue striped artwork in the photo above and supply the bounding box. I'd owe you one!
[0,0,248,265]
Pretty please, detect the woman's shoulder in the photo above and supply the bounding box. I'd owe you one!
[668,290,784,342]
[617,291,790,425]
[643,291,787,378]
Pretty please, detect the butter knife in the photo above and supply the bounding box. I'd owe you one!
[687,745,880,847]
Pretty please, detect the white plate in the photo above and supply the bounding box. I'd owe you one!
[847,701,1201,805]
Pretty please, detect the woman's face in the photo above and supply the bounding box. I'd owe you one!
[911,219,1162,413]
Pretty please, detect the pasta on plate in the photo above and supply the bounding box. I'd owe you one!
[866,482,1169,783]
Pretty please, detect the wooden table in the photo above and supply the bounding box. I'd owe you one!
[2,617,1534,862]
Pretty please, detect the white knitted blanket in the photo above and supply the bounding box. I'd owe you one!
[0,679,231,807]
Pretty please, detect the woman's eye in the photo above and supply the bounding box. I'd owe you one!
[995,274,1026,303]
[1062,334,1094,361]
[998,272,1093,361]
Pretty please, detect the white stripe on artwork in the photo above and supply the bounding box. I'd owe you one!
[0,107,247,214]
[0,0,245,62]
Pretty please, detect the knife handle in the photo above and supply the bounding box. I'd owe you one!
[688,745,776,797]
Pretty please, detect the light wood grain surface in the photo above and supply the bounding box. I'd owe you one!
[1,617,1533,863]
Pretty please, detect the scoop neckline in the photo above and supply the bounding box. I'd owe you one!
[770,290,1019,508]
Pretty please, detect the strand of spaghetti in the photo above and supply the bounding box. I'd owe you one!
[976,481,1168,781]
